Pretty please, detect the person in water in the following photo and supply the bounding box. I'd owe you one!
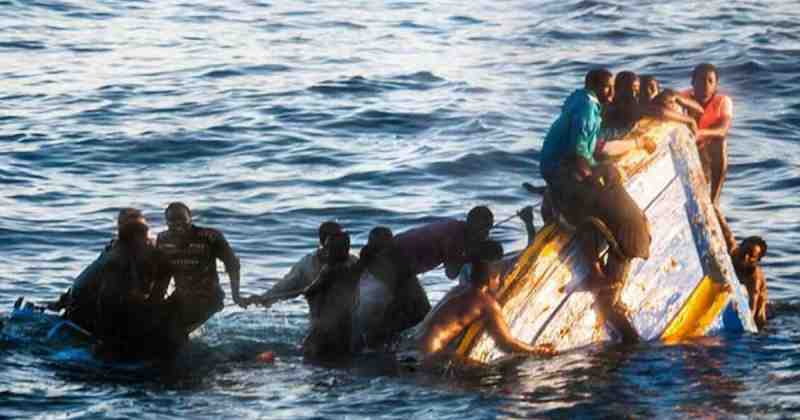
[415,240,555,368]
[731,236,768,330]
[539,68,652,343]
[47,212,135,334]
[156,202,244,335]
[93,208,180,360]
[394,205,495,280]
[300,231,361,361]
[241,221,356,308]
[351,226,430,351]
[682,63,733,207]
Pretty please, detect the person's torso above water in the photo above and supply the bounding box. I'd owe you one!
[156,225,233,294]
[394,219,467,275]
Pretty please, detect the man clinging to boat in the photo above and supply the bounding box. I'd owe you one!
[538,68,654,343]
[414,239,555,369]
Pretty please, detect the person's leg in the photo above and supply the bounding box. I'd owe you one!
[708,140,728,207]
[597,252,639,343]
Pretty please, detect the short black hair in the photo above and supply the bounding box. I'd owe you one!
[692,63,719,82]
[653,88,678,106]
[325,231,351,263]
[741,236,767,259]
[466,205,494,229]
[318,221,343,246]
[585,68,613,90]
[367,226,393,250]
[165,202,191,217]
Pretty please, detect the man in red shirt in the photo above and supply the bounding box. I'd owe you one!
[682,63,734,206]
[682,63,737,251]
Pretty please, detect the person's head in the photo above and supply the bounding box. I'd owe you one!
[614,71,640,102]
[367,226,393,251]
[117,208,149,244]
[165,202,192,236]
[469,239,504,292]
[735,236,767,268]
[691,63,719,104]
[359,226,394,265]
[324,231,351,264]
[653,88,681,112]
[466,206,494,244]
[639,75,659,102]
[318,221,343,247]
[585,68,615,104]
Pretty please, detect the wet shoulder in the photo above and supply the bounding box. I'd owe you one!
[194,225,226,243]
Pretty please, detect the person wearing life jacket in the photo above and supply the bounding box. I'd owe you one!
[682,63,734,206]
[93,208,179,361]
[539,68,655,344]
[156,202,244,335]
[681,63,737,251]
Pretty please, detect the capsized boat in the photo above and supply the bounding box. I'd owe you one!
[453,119,756,363]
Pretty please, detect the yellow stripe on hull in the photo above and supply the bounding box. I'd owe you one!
[661,276,731,344]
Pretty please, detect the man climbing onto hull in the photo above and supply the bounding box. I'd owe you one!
[538,68,653,343]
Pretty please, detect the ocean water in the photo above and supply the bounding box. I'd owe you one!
[2,0,799,418]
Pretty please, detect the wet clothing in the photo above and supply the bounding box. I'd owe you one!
[352,248,431,351]
[264,250,358,301]
[394,219,468,275]
[57,240,115,334]
[157,225,239,332]
[545,162,651,260]
[540,88,603,178]
[94,242,179,360]
[302,260,361,361]
[681,90,734,206]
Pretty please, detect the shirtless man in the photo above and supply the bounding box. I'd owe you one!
[731,236,768,330]
[416,240,554,367]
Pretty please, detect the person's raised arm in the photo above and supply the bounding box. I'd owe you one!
[676,95,705,116]
[641,103,698,135]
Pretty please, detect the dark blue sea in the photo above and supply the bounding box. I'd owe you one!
[2,1,799,418]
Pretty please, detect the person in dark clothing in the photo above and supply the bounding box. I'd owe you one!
[301,231,361,362]
[539,69,652,343]
[352,226,431,351]
[92,208,179,361]
[156,202,244,336]
[394,206,494,280]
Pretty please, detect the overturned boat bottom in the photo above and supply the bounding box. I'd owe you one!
[453,120,755,364]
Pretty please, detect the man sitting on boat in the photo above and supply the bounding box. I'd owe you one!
[538,68,653,343]
[414,240,555,368]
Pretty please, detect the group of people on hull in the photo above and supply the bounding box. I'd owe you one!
[44,62,768,366]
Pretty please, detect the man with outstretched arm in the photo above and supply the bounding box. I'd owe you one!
[156,202,244,335]
[415,240,555,368]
